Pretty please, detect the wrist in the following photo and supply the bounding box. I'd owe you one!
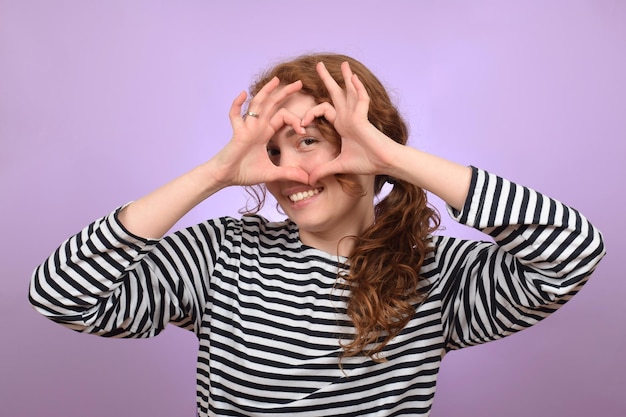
[189,160,231,201]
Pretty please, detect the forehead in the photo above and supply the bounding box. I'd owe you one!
[279,93,317,117]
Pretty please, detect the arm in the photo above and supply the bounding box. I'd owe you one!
[119,78,308,239]
[29,78,309,335]
[29,209,220,337]
[305,61,605,347]
[434,167,605,349]
[356,126,473,211]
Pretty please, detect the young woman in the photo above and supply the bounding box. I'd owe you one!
[29,53,605,416]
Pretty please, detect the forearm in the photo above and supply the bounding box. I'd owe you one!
[29,207,206,337]
[385,140,472,211]
[118,160,227,239]
[439,168,605,348]
[29,209,157,325]
[452,168,605,283]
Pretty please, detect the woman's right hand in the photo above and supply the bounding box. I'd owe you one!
[209,77,310,188]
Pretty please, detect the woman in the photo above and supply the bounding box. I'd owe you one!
[29,53,605,416]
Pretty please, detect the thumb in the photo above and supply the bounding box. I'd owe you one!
[308,160,343,186]
[269,166,310,185]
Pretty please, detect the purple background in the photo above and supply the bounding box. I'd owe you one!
[1,1,624,416]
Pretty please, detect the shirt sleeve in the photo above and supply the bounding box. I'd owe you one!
[437,167,605,350]
[28,205,230,338]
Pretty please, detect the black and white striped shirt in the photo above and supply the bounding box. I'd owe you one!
[29,167,605,416]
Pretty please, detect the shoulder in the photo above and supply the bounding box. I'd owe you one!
[428,234,496,264]
[239,215,294,238]
[216,215,301,249]
[421,234,494,281]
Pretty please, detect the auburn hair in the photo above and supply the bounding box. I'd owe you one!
[249,53,440,361]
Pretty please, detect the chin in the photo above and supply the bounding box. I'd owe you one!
[288,215,326,231]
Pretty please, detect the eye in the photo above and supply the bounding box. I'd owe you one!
[299,137,319,148]
[266,147,280,156]
[266,147,281,165]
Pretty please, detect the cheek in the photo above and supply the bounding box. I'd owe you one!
[305,151,335,168]
[317,142,341,163]
[289,147,337,173]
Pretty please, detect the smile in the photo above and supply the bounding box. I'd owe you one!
[288,188,323,203]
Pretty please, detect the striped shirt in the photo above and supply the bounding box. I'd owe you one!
[29,167,605,416]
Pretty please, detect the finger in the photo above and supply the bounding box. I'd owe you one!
[308,160,343,186]
[250,76,280,105]
[229,90,248,127]
[341,61,357,96]
[275,79,304,100]
[341,62,370,115]
[269,108,306,135]
[316,62,345,104]
[243,77,280,121]
[246,79,303,121]
[264,80,304,115]
[351,73,371,113]
[301,102,336,127]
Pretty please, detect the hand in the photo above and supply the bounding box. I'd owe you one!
[302,62,399,185]
[210,77,309,187]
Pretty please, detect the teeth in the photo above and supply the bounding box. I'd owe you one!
[289,188,321,202]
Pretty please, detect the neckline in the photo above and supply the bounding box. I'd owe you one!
[285,219,350,263]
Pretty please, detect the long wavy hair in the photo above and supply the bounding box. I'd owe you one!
[249,53,440,361]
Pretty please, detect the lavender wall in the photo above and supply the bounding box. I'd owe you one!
[1,1,624,416]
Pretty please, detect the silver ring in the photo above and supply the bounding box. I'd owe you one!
[245,111,259,118]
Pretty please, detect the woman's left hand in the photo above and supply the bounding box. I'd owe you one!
[302,61,400,185]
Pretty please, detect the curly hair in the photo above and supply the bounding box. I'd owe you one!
[249,53,440,361]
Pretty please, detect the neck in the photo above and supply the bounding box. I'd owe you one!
[298,214,374,257]
[299,231,357,257]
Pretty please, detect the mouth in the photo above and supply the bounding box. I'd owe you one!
[288,187,323,203]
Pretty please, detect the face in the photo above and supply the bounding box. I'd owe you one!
[265,93,376,250]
